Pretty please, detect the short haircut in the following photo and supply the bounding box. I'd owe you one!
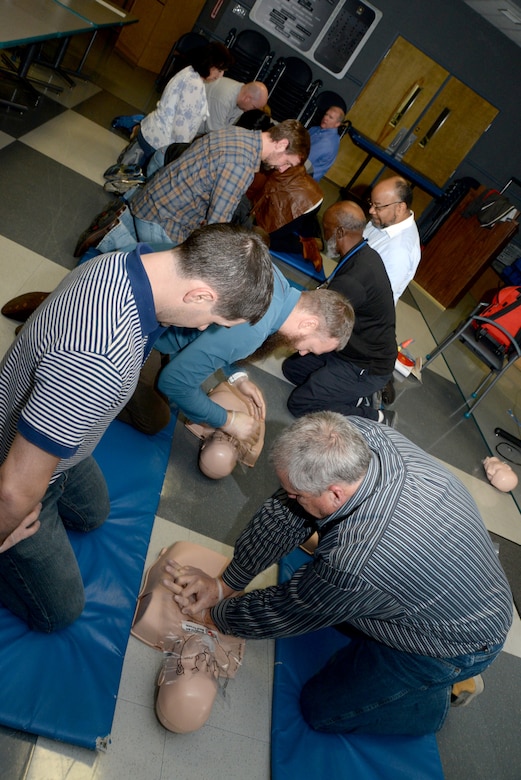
[270,411,372,494]
[326,202,366,234]
[298,289,354,349]
[189,43,234,78]
[267,119,311,162]
[176,224,273,324]
[393,178,413,208]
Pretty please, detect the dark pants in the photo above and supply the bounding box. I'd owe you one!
[282,352,392,420]
[300,633,503,735]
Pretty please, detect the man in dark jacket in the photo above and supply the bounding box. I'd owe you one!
[282,200,398,426]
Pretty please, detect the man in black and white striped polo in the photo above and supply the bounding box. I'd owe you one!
[0,224,274,632]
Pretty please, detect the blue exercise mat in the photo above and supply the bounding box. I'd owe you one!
[0,416,175,749]
[271,548,444,780]
[270,249,327,282]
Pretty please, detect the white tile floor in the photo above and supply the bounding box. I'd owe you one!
[1,46,521,780]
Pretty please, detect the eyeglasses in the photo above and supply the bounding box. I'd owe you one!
[367,200,403,211]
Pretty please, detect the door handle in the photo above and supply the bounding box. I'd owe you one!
[389,85,422,128]
[418,107,451,148]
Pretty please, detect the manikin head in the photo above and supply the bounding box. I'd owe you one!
[131,541,244,734]
[483,457,518,492]
[368,176,413,229]
[186,381,266,478]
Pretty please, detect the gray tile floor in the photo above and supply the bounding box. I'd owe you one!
[1,30,521,780]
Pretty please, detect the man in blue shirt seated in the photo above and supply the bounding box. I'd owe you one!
[307,106,345,181]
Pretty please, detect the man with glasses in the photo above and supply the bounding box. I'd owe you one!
[364,176,421,305]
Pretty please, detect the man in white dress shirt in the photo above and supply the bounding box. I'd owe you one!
[363,176,421,304]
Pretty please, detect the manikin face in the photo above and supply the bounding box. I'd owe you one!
[278,471,333,518]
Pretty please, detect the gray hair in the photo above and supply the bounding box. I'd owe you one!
[298,289,354,349]
[176,224,273,324]
[270,411,371,494]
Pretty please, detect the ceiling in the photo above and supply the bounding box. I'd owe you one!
[463,0,521,47]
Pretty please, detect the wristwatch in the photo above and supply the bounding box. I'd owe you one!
[228,371,248,385]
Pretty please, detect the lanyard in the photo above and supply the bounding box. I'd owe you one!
[317,239,368,289]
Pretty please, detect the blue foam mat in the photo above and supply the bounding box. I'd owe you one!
[271,548,444,780]
[270,250,327,282]
[0,416,175,749]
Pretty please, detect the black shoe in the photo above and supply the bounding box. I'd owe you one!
[380,410,398,428]
[382,378,396,406]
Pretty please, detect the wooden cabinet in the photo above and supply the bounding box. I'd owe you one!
[328,37,498,219]
[415,188,519,308]
[115,0,206,73]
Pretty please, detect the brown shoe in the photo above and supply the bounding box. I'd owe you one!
[74,216,120,258]
[2,291,49,322]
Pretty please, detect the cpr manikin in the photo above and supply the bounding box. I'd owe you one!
[185,378,265,479]
[131,541,244,733]
[483,456,519,492]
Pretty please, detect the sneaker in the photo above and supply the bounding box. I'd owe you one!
[382,378,396,406]
[103,177,145,194]
[379,410,398,428]
[451,675,484,707]
[103,163,144,181]
[371,390,382,409]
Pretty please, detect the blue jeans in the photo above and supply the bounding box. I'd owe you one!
[97,206,173,253]
[0,457,110,632]
[300,632,504,735]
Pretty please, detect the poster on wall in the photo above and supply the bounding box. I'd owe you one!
[250,0,382,78]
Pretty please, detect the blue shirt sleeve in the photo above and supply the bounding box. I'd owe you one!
[155,266,299,427]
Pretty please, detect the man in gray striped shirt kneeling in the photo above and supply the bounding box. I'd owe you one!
[167,411,513,735]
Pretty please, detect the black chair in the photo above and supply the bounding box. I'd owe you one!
[423,302,521,417]
[265,56,322,122]
[156,32,208,92]
[302,90,347,128]
[224,28,273,83]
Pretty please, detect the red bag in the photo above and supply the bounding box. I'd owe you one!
[473,286,521,354]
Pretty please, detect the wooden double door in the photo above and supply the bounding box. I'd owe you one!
[327,37,498,217]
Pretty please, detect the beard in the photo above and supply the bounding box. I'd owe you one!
[325,236,340,259]
[247,331,296,362]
